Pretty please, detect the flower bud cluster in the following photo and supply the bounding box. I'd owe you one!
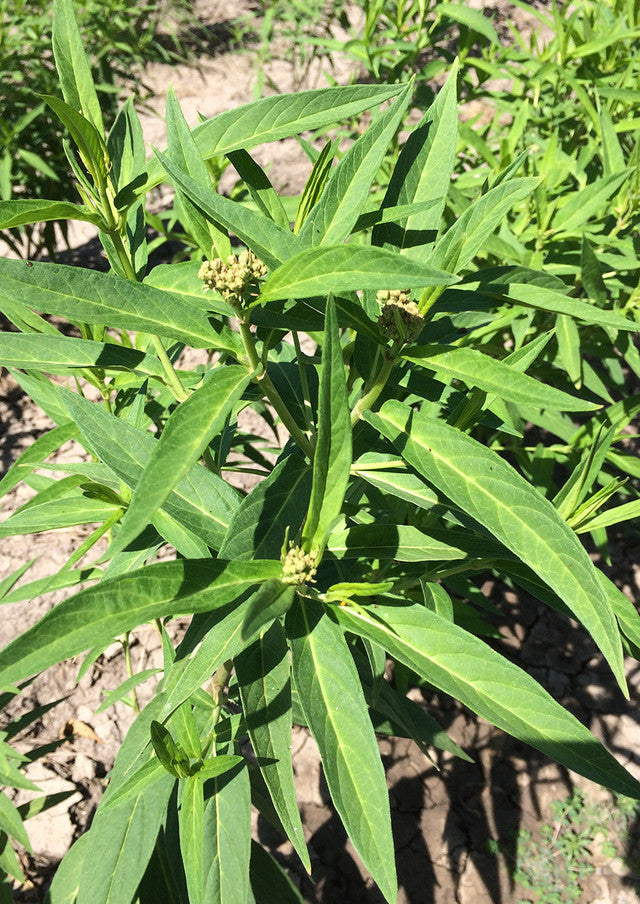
[198,250,268,306]
[377,289,425,342]
[281,545,318,585]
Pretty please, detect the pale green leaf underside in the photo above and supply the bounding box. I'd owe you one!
[0,559,281,687]
[0,333,165,378]
[365,401,626,693]
[287,598,396,902]
[333,601,640,798]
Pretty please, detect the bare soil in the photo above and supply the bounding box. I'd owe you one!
[2,2,640,902]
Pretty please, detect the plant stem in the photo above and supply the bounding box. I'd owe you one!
[350,339,403,427]
[238,318,314,459]
[122,632,141,714]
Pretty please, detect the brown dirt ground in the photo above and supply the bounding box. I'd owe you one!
[2,2,640,902]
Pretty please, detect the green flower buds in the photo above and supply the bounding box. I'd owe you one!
[377,289,425,342]
[282,544,318,585]
[198,249,268,306]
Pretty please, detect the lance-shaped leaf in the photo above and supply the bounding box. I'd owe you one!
[0,199,102,230]
[0,495,121,538]
[430,177,539,274]
[0,333,165,377]
[0,423,79,501]
[52,0,104,135]
[404,344,599,411]
[365,401,626,693]
[63,389,239,548]
[155,149,300,269]
[259,245,456,303]
[40,95,107,183]
[179,776,206,904]
[166,87,230,259]
[250,842,304,904]
[373,61,458,251]
[299,81,413,246]
[286,597,396,902]
[302,294,351,554]
[0,259,220,349]
[326,523,467,562]
[332,600,640,798]
[138,83,403,194]
[202,763,251,904]
[236,620,310,870]
[108,366,249,557]
[220,453,312,561]
[0,558,281,687]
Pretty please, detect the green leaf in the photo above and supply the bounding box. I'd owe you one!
[326,523,467,562]
[144,261,234,317]
[220,454,312,561]
[202,763,251,904]
[259,246,456,303]
[40,94,107,182]
[250,842,304,904]
[0,495,121,538]
[551,171,630,234]
[0,200,102,230]
[298,81,413,246]
[44,833,90,904]
[0,423,79,501]
[0,791,31,851]
[430,178,539,274]
[96,757,167,814]
[241,581,295,639]
[179,775,205,904]
[555,314,582,387]
[109,366,250,557]
[374,61,458,252]
[96,669,161,714]
[0,260,222,349]
[0,559,281,687]
[466,275,638,332]
[227,149,290,231]
[438,3,499,41]
[107,97,146,194]
[286,597,396,902]
[138,83,403,194]
[353,454,440,512]
[302,294,351,553]
[236,621,310,870]
[0,333,165,378]
[52,0,104,135]
[166,87,230,259]
[365,401,626,693]
[155,149,300,269]
[404,343,598,411]
[332,600,640,798]
[63,389,239,549]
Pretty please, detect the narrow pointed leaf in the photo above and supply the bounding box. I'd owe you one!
[236,621,309,870]
[52,0,104,134]
[0,559,281,687]
[155,149,300,268]
[110,366,249,557]
[286,597,396,902]
[40,95,107,181]
[180,776,206,904]
[64,389,239,548]
[299,82,413,246]
[227,149,290,230]
[430,178,539,274]
[326,523,467,562]
[202,763,251,904]
[302,294,351,553]
[0,333,165,377]
[138,83,403,194]
[332,600,640,798]
[0,200,102,230]
[0,495,120,538]
[220,453,312,561]
[365,401,626,692]
[250,842,305,904]
[0,259,221,348]
[405,344,599,411]
[260,246,456,303]
[374,61,458,251]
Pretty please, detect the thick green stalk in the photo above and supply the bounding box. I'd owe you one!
[238,319,314,459]
[350,339,404,427]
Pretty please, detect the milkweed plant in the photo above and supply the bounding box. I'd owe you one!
[1,1,640,901]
